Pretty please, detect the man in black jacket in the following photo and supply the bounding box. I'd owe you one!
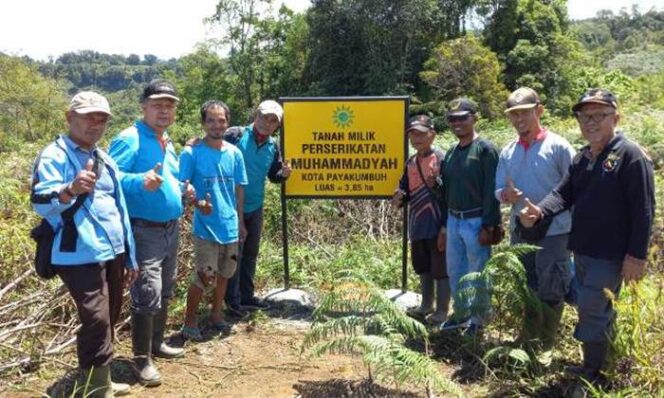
[520,89,655,383]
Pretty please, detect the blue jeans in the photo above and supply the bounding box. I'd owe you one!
[226,208,263,307]
[446,215,491,325]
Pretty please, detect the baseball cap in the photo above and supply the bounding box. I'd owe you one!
[572,88,618,112]
[505,87,540,113]
[257,100,284,122]
[69,91,112,115]
[447,98,477,116]
[141,79,180,102]
[406,115,434,133]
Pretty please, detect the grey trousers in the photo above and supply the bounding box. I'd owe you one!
[130,220,179,315]
[573,254,623,343]
[512,233,572,304]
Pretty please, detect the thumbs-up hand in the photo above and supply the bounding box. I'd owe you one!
[502,176,523,204]
[519,198,542,228]
[69,158,97,195]
[425,168,439,188]
[143,163,164,191]
[196,193,213,215]
[281,158,292,178]
[182,180,196,203]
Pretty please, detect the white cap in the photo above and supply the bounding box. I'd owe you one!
[257,100,283,122]
[69,91,112,115]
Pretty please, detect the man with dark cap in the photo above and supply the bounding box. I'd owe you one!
[392,115,450,326]
[109,79,194,386]
[495,87,576,356]
[438,98,502,337]
[520,89,655,384]
[32,91,138,397]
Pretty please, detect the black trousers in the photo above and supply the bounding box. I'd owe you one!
[55,254,124,369]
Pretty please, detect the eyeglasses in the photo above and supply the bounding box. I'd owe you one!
[447,114,470,123]
[574,111,614,124]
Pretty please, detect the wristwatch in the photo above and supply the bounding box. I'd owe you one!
[63,184,77,197]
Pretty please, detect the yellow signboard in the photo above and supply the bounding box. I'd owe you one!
[281,97,408,198]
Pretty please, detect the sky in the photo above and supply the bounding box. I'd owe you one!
[0,0,660,61]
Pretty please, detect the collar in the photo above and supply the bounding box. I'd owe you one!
[63,134,96,155]
[582,132,623,160]
[252,125,270,145]
[517,128,547,149]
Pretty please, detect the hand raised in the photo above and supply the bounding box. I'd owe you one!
[503,176,523,204]
[183,180,196,203]
[519,198,542,228]
[281,159,292,178]
[70,158,97,195]
[143,163,163,191]
[196,193,213,215]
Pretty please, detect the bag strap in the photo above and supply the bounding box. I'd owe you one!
[59,151,103,252]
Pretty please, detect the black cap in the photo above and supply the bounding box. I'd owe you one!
[141,79,180,102]
[407,115,434,133]
[447,98,477,116]
[572,88,618,112]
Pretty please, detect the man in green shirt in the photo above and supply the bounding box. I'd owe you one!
[439,98,502,336]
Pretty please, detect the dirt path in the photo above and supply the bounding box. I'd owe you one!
[7,313,466,397]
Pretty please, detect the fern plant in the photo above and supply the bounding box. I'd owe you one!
[301,270,464,398]
[452,244,549,374]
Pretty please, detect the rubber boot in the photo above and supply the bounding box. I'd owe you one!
[540,302,564,351]
[131,312,162,386]
[81,365,113,398]
[427,278,450,325]
[408,274,434,318]
[566,341,608,382]
[152,301,184,359]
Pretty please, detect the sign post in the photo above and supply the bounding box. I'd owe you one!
[279,96,409,291]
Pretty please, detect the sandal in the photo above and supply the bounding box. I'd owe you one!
[210,319,232,332]
[181,325,203,341]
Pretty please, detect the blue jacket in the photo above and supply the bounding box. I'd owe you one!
[31,136,137,268]
[224,124,287,213]
[108,120,183,222]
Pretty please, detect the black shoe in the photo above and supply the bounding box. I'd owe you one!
[462,323,484,338]
[241,297,270,311]
[226,305,248,319]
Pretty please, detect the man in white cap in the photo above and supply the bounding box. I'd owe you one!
[31,91,138,397]
[223,100,291,316]
[495,87,576,355]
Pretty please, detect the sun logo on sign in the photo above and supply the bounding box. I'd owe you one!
[332,106,354,129]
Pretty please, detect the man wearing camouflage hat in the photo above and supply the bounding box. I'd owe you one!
[438,98,501,337]
[520,89,655,384]
[495,87,576,355]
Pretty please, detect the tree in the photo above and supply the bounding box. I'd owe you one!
[0,55,67,151]
[208,0,309,111]
[419,35,509,119]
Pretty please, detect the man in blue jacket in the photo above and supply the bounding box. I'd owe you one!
[108,80,194,386]
[32,91,138,397]
[224,100,291,316]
